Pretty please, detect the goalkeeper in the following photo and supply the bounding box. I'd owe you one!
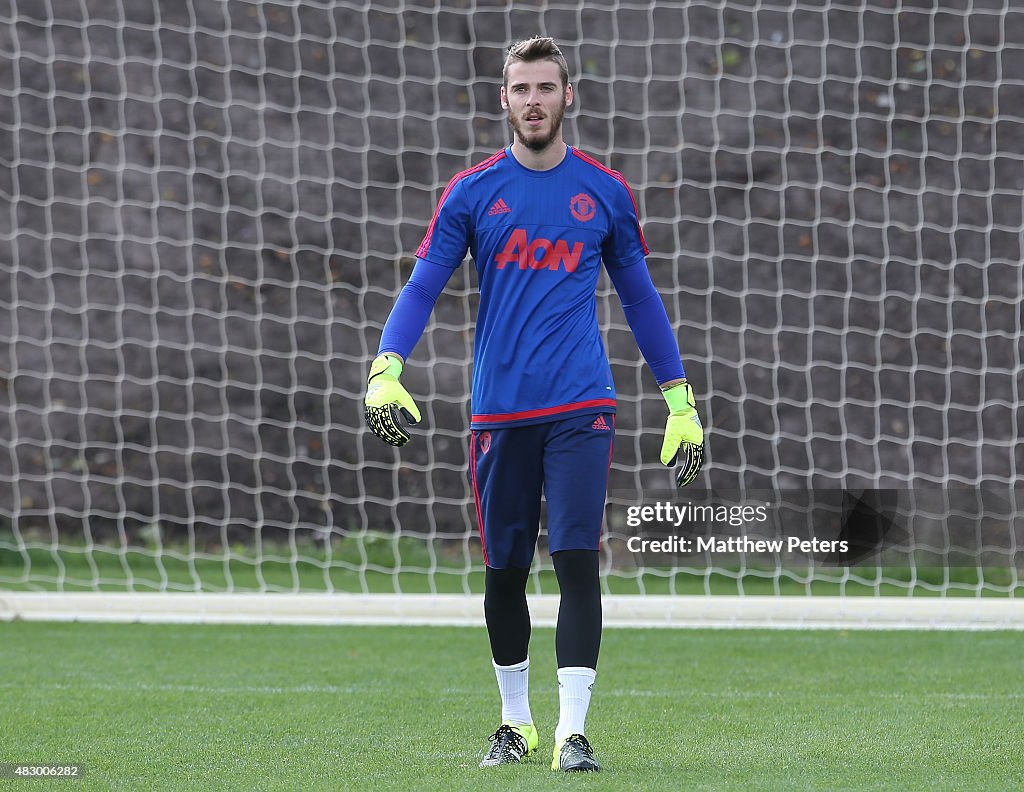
[364,36,704,773]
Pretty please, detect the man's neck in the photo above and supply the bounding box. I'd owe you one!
[509,138,568,171]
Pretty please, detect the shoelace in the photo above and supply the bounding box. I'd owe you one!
[487,724,527,758]
[564,734,594,758]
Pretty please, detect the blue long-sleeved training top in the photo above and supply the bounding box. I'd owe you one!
[379,145,685,429]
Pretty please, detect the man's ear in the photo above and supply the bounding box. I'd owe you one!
[500,85,509,110]
[565,83,574,107]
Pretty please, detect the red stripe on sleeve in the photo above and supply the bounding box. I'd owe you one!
[571,149,649,255]
[415,150,507,259]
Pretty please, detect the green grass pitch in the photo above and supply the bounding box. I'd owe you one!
[2,622,1022,790]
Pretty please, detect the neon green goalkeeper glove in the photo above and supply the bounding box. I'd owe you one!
[364,354,421,447]
[660,379,705,487]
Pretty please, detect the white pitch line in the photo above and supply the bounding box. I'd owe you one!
[2,681,1020,702]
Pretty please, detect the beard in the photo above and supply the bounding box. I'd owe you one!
[508,97,566,152]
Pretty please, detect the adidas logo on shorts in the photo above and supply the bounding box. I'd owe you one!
[591,415,611,431]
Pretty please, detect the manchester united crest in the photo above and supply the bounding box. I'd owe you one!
[570,192,596,222]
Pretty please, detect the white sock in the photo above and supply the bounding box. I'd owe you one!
[493,657,532,726]
[555,666,596,742]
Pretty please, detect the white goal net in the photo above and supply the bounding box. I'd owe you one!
[1,1,1021,617]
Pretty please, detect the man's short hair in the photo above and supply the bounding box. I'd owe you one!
[503,36,570,89]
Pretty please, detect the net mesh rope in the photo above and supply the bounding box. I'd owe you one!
[0,1,1020,594]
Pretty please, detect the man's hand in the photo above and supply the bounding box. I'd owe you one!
[364,354,421,447]
[659,380,705,487]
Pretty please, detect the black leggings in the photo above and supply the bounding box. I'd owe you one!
[484,549,601,669]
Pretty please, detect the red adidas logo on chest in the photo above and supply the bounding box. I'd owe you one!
[488,198,511,216]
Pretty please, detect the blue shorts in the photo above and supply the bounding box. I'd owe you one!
[469,412,615,569]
